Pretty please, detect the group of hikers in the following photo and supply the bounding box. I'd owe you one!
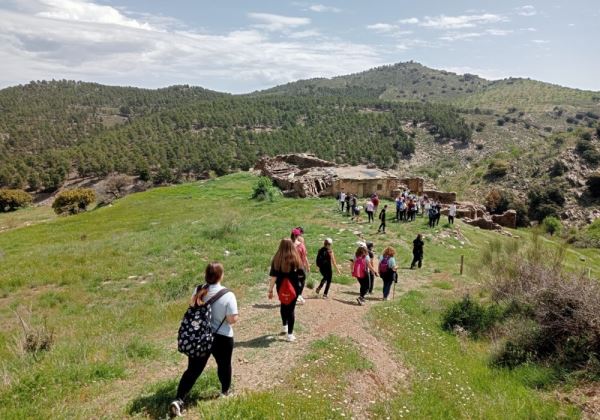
[338,190,457,230]
[170,217,426,416]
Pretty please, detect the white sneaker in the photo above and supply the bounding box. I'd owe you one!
[281,325,288,334]
[287,334,296,342]
[169,400,183,417]
[297,295,305,305]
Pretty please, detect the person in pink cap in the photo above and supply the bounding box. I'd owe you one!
[291,227,310,304]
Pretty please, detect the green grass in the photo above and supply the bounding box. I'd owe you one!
[0,172,595,418]
[369,291,580,419]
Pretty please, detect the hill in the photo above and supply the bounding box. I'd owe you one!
[0,173,598,418]
[1,63,600,228]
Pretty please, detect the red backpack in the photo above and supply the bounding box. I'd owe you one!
[379,257,389,274]
[278,278,297,305]
[352,256,367,279]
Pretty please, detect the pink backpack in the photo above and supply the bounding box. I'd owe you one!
[352,256,367,278]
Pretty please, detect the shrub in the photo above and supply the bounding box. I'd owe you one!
[496,119,505,126]
[52,188,96,215]
[542,216,562,236]
[481,236,600,374]
[485,189,510,214]
[582,149,600,165]
[104,174,130,199]
[14,310,54,358]
[580,131,592,141]
[527,186,565,222]
[587,172,600,197]
[0,189,32,212]
[441,295,503,338]
[251,177,280,202]
[485,160,509,179]
[549,160,568,177]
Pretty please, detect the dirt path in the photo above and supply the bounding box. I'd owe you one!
[230,281,410,418]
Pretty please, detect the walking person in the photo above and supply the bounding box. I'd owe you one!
[291,227,310,305]
[448,203,456,225]
[428,204,437,228]
[171,262,239,417]
[395,195,402,221]
[372,193,380,215]
[345,194,351,215]
[366,241,378,295]
[268,239,306,342]
[339,191,346,212]
[435,202,442,226]
[379,247,398,301]
[366,199,375,223]
[377,204,388,233]
[410,234,425,269]
[351,246,370,305]
[315,238,342,299]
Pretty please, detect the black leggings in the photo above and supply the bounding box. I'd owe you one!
[411,253,423,269]
[176,334,234,399]
[358,276,369,298]
[367,211,374,223]
[280,298,298,333]
[318,270,333,296]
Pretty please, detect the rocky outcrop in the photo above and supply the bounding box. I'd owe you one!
[424,190,457,204]
[491,210,517,229]
[463,216,502,230]
[255,154,337,198]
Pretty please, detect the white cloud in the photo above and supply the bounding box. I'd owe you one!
[248,12,310,32]
[516,5,537,16]
[521,27,537,32]
[308,4,341,13]
[420,13,507,30]
[440,32,483,42]
[399,17,419,24]
[532,39,549,44]
[366,23,397,33]
[486,29,512,36]
[0,1,382,92]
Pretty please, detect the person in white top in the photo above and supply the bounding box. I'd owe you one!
[365,199,375,223]
[339,191,346,212]
[448,203,457,225]
[171,262,238,417]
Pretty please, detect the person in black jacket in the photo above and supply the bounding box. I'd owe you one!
[377,205,388,233]
[410,234,424,269]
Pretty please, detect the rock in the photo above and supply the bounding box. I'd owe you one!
[463,217,502,230]
[491,210,517,229]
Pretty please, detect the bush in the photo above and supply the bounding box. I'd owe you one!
[441,295,503,338]
[481,236,600,374]
[542,216,562,236]
[527,186,565,222]
[587,172,600,197]
[0,189,32,212]
[52,188,96,215]
[549,160,568,177]
[485,189,510,214]
[582,149,600,165]
[251,177,280,202]
[485,160,509,179]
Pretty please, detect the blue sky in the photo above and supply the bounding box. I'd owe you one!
[1,0,598,92]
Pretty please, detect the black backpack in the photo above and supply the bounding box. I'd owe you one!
[177,286,230,358]
[316,247,329,268]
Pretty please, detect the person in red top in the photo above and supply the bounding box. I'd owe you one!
[291,227,309,304]
[371,194,380,215]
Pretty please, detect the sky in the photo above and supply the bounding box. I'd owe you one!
[0,0,598,93]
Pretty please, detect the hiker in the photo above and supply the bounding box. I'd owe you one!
[410,234,425,269]
[345,194,351,215]
[268,238,306,342]
[435,202,442,226]
[366,241,378,295]
[351,245,371,305]
[395,195,402,221]
[379,247,398,301]
[372,194,380,215]
[291,227,309,305]
[366,199,375,223]
[339,191,346,212]
[428,204,437,228]
[377,204,388,233]
[350,194,357,216]
[352,204,362,223]
[171,262,239,417]
[315,238,342,298]
[448,203,457,225]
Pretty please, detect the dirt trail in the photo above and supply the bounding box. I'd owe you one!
[231,281,410,418]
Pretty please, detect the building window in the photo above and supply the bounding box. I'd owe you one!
[377,184,383,190]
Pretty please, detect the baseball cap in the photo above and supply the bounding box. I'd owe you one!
[325,237,333,244]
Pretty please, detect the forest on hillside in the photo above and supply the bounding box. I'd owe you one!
[0,81,470,190]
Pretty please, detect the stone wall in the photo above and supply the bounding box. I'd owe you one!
[424,190,457,204]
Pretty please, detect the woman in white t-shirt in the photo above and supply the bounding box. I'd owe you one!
[170,263,239,417]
